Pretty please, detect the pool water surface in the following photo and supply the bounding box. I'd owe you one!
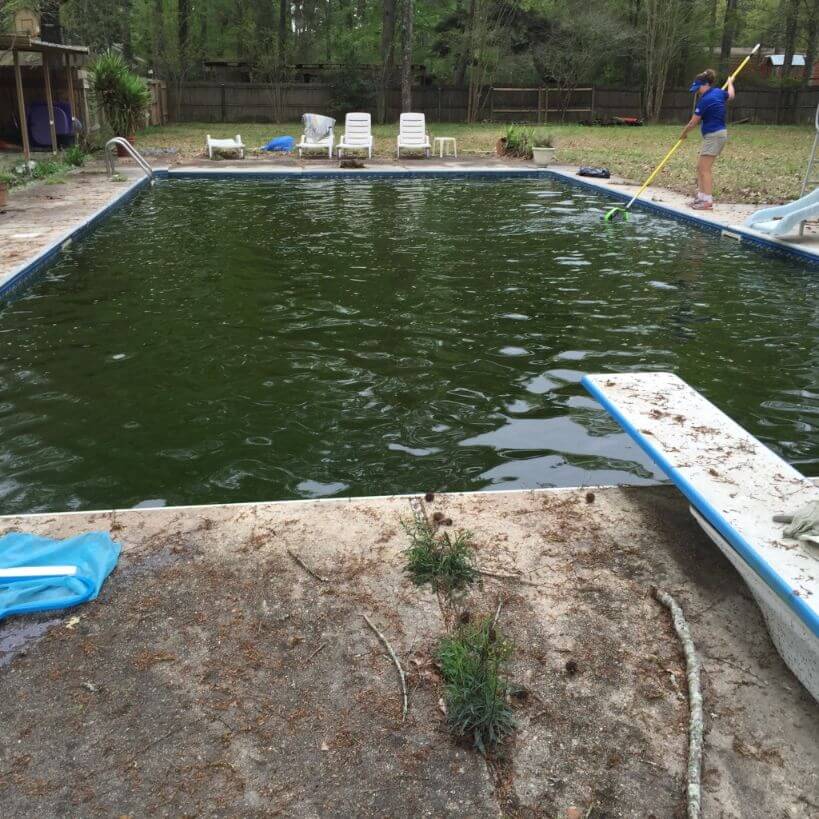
[0,177,816,513]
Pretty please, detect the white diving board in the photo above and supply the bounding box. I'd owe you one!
[582,372,818,700]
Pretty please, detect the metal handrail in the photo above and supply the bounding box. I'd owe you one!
[104,137,154,180]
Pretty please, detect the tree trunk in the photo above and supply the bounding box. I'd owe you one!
[378,0,397,123]
[719,0,738,72]
[803,0,819,89]
[453,0,473,87]
[178,0,190,60]
[707,0,717,56]
[278,0,288,70]
[623,0,641,88]
[782,0,799,80]
[122,0,133,62]
[401,0,413,112]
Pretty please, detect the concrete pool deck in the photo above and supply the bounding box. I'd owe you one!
[2,158,818,300]
[0,487,816,816]
[0,165,146,298]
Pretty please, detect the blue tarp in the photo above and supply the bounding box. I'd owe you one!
[0,532,120,621]
[262,136,295,152]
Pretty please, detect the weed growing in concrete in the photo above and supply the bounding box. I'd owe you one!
[402,519,478,593]
[438,616,515,754]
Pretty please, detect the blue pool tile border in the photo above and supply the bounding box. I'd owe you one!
[544,168,819,267]
[0,174,152,303]
[162,165,819,266]
[158,167,554,181]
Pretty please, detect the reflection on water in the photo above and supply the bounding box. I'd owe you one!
[0,177,816,513]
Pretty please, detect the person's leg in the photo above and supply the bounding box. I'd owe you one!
[699,154,716,198]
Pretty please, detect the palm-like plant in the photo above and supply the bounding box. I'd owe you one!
[89,50,151,139]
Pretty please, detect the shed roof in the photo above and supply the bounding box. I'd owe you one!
[0,34,88,56]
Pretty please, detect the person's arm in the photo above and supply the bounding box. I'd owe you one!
[680,113,702,140]
[725,76,735,102]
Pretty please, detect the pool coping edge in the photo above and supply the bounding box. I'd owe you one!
[0,174,152,302]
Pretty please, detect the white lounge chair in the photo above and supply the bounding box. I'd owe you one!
[582,371,819,701]
[396,113,431,158]
[297,113,335,158]
[337,113,373,159]
[206,134,244,159]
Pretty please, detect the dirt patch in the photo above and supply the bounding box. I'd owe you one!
[0,487,817,816]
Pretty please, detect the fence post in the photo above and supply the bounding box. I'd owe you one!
[590,85,596,120]
[220,83,226,122]
[489,87,494,121]
[438,85,442,122]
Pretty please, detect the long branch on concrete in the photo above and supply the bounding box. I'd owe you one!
[653,587,703,819]
[362,613,408,722]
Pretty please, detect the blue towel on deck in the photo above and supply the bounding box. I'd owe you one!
[0,532,120,621]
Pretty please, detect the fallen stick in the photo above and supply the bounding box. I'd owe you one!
[653,587,703,819]
[490,597,504,630]
[306,642,327,663]
[478,568,544,587]
[362,614,408,722]
[287,549,328,583]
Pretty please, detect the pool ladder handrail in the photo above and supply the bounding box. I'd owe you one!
[104,137,154,180]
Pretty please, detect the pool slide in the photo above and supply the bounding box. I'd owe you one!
[582,371,818,701]
[744,186,819,236]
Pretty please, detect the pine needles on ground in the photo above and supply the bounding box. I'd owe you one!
[438,615,516,755]
[402,519,478,593]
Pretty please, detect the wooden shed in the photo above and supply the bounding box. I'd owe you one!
[0,33,90,160]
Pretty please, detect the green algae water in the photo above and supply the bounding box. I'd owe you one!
[1,177,816,513]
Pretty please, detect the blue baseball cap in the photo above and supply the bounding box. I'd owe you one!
[689,79,705,92]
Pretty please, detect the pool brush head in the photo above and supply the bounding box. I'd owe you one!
[603,207,629,223]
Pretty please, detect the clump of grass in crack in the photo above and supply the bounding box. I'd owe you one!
[402,519,478,593]
[438,616,516,755]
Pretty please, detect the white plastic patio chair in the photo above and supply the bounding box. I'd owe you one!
[396,113,431,158]
[297,119,335,158]
[337,113,374,159]
[206,134,245,159]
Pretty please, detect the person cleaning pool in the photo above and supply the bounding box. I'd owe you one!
[680,69,734,210]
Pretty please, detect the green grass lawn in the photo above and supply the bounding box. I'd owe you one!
[137,121,816,205]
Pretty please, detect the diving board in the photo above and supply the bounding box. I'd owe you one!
[582,372,818,700]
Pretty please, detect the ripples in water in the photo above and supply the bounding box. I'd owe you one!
[0,177,816,513]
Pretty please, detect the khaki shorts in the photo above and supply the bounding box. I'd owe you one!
[700,130,727,157]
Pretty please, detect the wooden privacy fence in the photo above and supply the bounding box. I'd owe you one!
[489,87,595,122]
[165,81,819,125]
[166,82,470,123]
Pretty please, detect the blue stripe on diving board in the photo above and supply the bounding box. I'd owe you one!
[581,374,819,639]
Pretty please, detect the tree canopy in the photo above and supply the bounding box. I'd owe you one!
[3,0,819,119]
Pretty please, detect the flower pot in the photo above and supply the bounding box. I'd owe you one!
[532,146,556,166]
[116,135,136,157]
[0,182,7,208]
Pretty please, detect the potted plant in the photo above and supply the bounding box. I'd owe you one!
[532,133,556,166]
[89,50,151,155]
[499,124,534,159]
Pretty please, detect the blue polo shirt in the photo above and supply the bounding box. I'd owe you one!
[695,88,728,135]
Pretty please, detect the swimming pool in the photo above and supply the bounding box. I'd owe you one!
[1,176,816,513]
